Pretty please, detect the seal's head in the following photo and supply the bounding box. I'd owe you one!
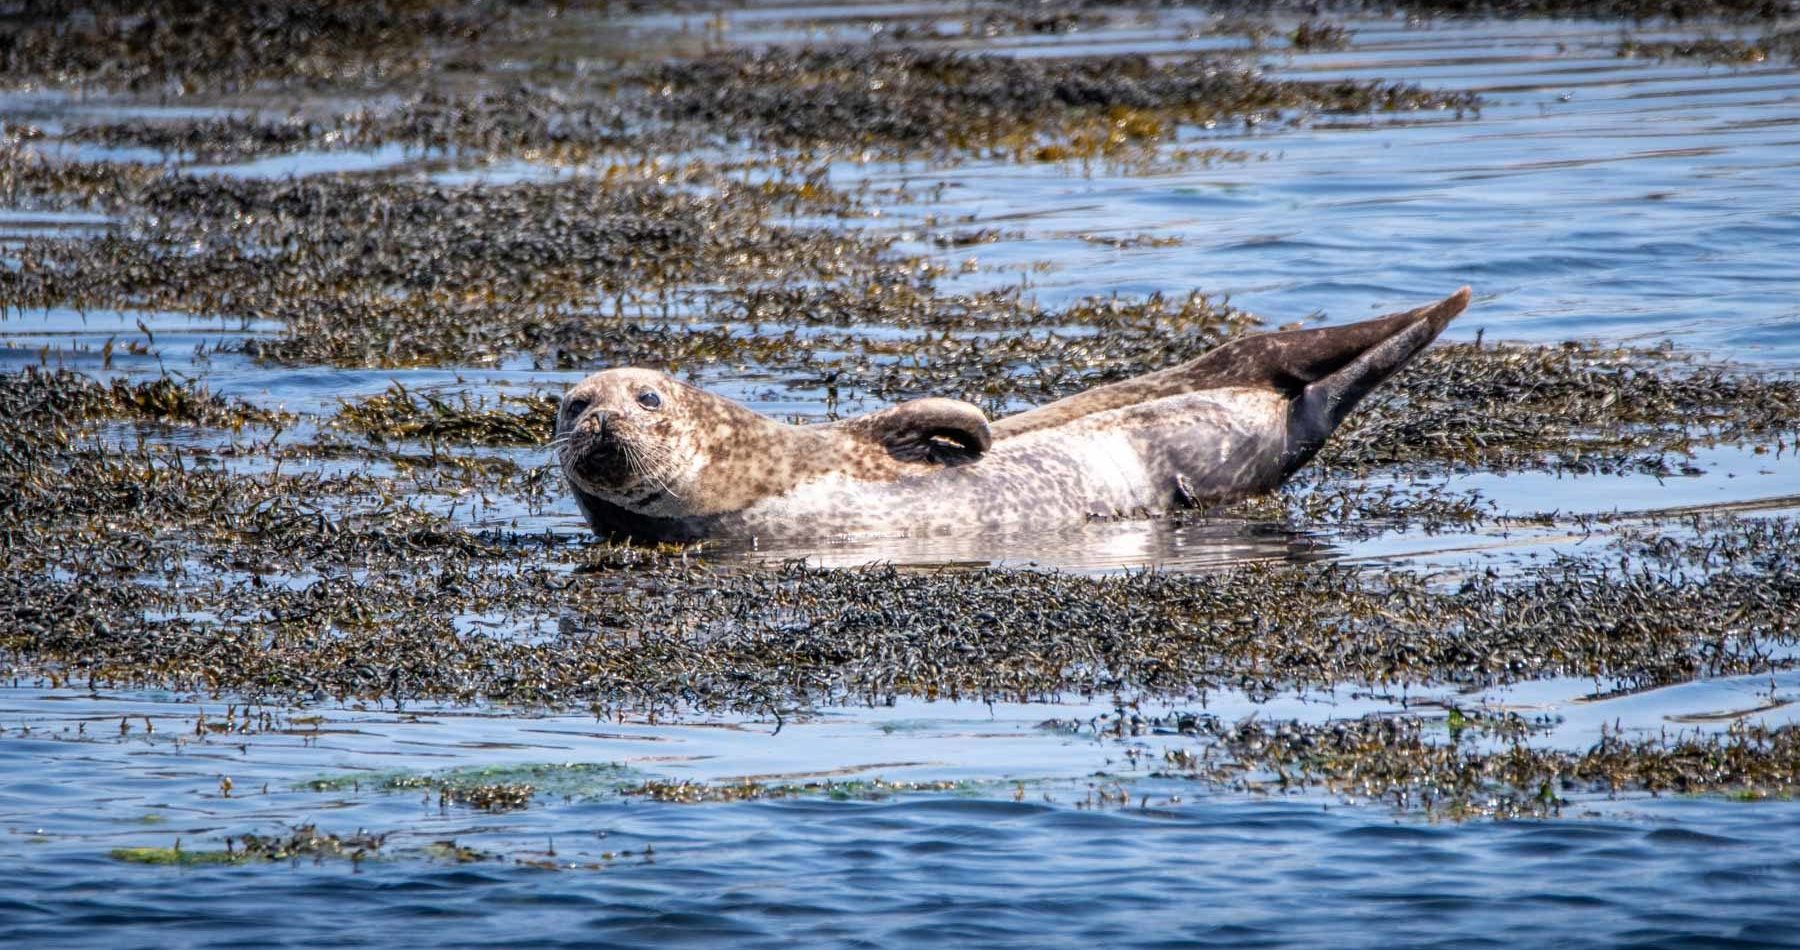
[557,366,995,535]
[555,368,705,512]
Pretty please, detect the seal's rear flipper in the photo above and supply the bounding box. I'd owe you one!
[990,288,1470,441]
[1279,287,1470,474]
[831,397,992,465]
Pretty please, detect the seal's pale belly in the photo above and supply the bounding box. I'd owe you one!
[721,389,1289,540]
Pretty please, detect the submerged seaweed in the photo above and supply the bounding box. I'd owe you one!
[336,384,557,446]
[5,0,1800,825]
[1196,0,1794,19]
[110,825,386,866]
[0,0,503,92]
[641,47,1477,158]
[1157,714,1800,818]
[1617,28,1800,63]
[1323,342,1800,476]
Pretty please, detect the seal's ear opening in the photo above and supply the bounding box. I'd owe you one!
[838,397,992,465]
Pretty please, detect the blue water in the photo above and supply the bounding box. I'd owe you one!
[5,4,1800,947]
[10,798,1800,949]
[4,680,1800,948]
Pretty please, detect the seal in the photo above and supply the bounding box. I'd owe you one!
[557,288,1470,542]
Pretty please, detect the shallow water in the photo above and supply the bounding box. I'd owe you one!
[5,4,1800,947]
[5,676,1800,948]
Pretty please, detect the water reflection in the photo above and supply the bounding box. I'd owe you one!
[707,516,1327,573]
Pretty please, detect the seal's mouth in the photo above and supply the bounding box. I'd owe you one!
[569,444,631,489]
[559,412,657,498]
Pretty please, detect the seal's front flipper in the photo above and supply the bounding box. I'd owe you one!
[832,397,993,465]
[1281,287,1470,474]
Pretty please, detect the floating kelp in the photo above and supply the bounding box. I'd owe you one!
[336,384,557,447]
[608,709,1800,818]
[1321,342,1800,476]
[1288,19,1354,50]
[1617,29,1800,63]
[1192,0,1794,20]
[641,47,1478,158]
[7,168,877,305]
[110,825,385,865]
[341,85,641,163]
[1387,0,1794,19]
[0,152,893,368]
[0,366,279,431]
[0,0,505,92]
[1213,479,1498,534]
[1156,714,1800,819]
[63,116,326,163]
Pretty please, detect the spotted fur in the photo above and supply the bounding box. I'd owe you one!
[557,289,1470,542]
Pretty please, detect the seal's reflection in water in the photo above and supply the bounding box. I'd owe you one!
[703,516,1332,573]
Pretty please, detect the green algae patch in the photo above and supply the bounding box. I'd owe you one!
[301,772,409,794]
[110,846,241,866]
[429,762,640,797]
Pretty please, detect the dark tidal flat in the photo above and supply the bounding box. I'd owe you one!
[3,1,1800,947]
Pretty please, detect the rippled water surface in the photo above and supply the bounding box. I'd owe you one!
[6,677,1800,948]
[5,3,1800,947]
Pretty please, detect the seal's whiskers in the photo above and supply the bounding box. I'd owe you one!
[625,438,684,500]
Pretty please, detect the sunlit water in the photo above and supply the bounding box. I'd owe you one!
[4,5,1800,947]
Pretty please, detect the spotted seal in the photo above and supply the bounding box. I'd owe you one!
[557,288,1470,542]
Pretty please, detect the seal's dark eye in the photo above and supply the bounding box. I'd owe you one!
[636,390,662,410]
[563,396,591,417]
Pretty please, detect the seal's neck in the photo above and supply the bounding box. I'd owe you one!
[673,398,837,518]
